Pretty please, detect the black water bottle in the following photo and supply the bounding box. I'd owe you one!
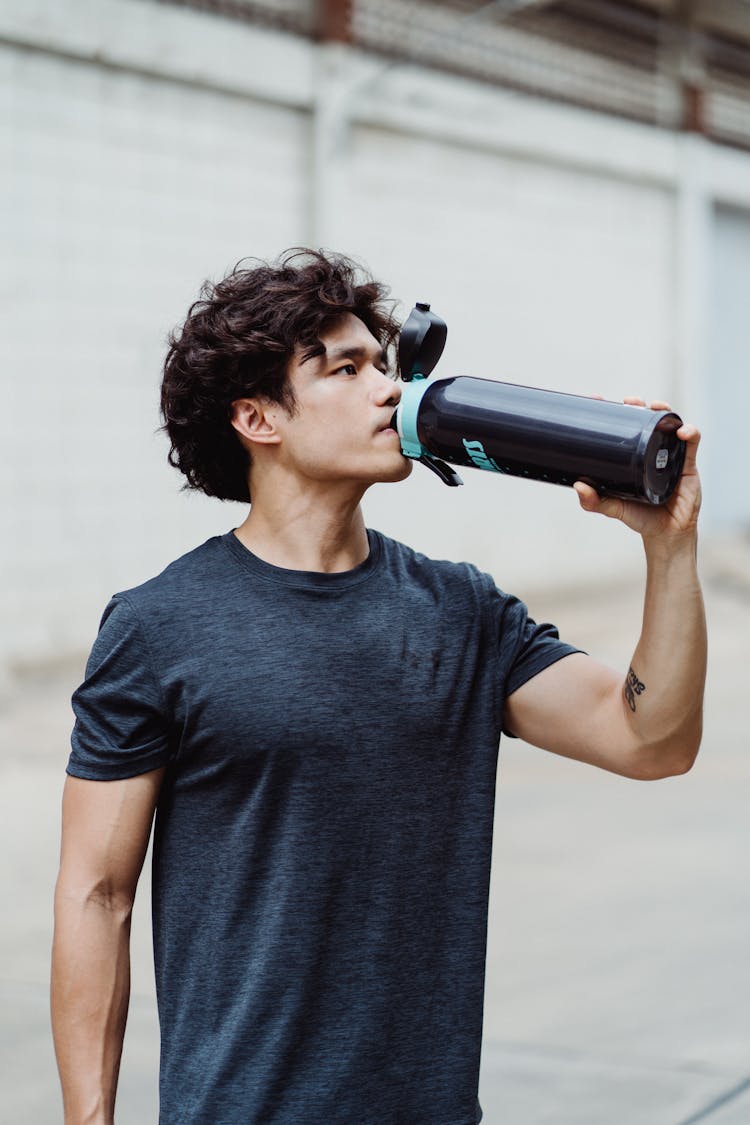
[393,303,686,506]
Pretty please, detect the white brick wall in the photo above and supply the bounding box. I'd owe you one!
[2,31,309,665]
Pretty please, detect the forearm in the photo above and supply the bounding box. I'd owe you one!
[625,531,707,770]
[51,886,132,1125]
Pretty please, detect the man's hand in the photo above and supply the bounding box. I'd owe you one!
[573,398,701,544]
[505,397,706,780]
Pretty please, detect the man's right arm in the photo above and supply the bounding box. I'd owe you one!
[51,769,164,1125]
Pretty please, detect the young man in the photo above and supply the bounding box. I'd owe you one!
[52,249,706,1125]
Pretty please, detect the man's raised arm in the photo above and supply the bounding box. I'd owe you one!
[51,769,164,1125]
[503,406,706,781]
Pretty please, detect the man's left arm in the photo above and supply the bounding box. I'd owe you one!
[503,403,706,782]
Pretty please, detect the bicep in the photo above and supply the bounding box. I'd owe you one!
[503,653,642,778]
[58,769,165,907]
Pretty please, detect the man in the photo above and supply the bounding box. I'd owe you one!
[51,249,706,1125]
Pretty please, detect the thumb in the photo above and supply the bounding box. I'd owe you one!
[573,481,626,521]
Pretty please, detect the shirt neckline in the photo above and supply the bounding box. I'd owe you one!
[220,527,382,591]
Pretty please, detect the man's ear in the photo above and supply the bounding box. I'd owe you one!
[230,398,283,448]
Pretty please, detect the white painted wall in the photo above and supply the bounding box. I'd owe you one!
[3,0,750,670]
[705,204,750,532]
[1,8,310,666]
[342,119,674,589]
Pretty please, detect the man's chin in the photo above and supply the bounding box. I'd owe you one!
[380,457,414,484]
[352,456,414,489]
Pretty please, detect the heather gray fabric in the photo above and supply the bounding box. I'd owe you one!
[68,529,579,1125]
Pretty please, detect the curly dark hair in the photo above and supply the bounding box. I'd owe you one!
[160,248,401,504]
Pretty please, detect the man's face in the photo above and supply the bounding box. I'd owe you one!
[268,312,413,491]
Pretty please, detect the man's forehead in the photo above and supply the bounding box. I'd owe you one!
[296,314,384,366]
[320,312,379,349]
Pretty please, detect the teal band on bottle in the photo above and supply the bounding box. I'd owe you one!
[396,376,431,459]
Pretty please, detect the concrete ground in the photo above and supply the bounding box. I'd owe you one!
[1,549,748,1124]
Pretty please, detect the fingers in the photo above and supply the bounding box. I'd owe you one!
[677,423,701,473]
[677,422,700,443]
[622,396,675,412]
[621,397,701,470]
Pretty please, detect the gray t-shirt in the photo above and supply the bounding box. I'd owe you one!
[68,529,579,1125]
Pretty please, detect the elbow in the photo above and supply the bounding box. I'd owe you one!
[86,882,137,919]
[632,724,703,781]
[54,874,136,923]
[653,752,698,780]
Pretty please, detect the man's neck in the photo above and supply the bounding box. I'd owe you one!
[232,484,370,574]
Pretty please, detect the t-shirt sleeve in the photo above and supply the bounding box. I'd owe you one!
[68,595,173,780]
[491,584,583,736]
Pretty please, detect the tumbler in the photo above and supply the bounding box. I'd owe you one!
[393,304,685,505]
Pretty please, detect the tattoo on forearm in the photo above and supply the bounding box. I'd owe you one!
[624,666,646,712]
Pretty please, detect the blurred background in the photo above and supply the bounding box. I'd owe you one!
[2,1,749,1122]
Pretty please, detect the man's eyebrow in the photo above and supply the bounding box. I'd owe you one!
[324,345,388,366]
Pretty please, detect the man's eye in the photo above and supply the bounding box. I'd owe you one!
[335,363,357,376]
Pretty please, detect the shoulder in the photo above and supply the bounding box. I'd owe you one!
[370,529,502,604]
[90,534,234,650]
[112,533,230,616]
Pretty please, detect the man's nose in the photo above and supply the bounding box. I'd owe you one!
[372,367,402,406]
